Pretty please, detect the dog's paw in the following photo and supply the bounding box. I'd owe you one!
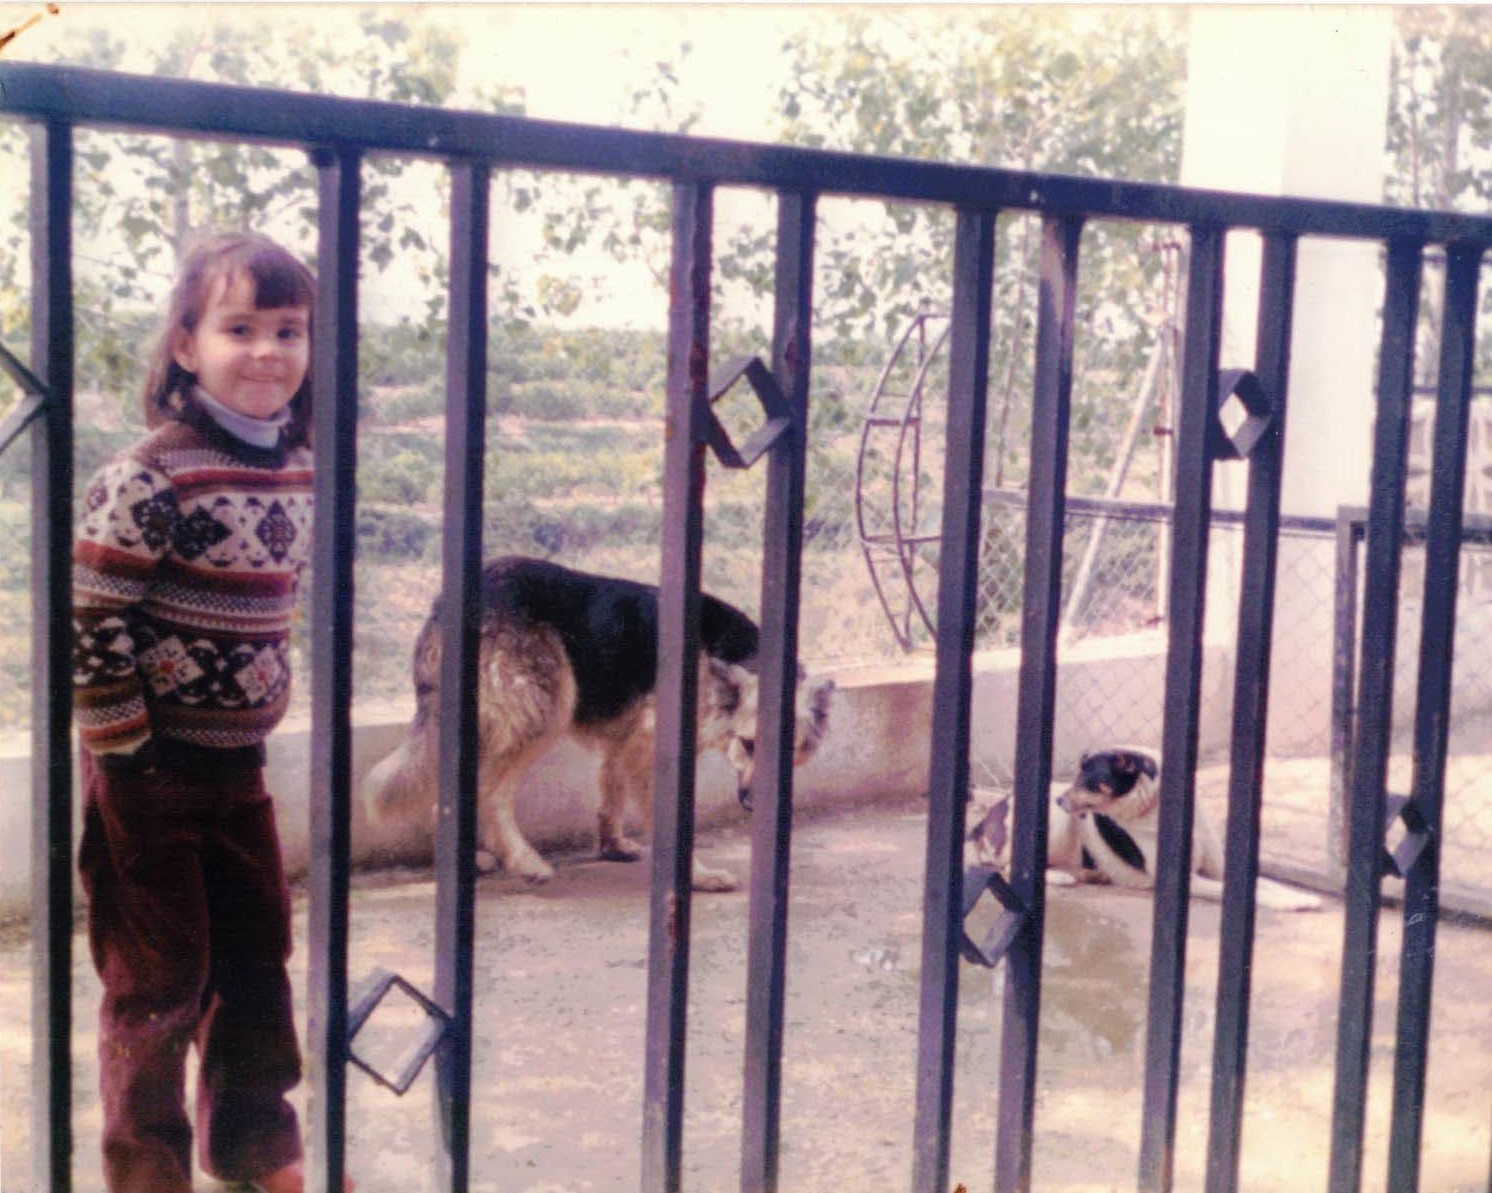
[598,838,645,863]
[1045,868,1078,888]
[517,859,557,883]
[503,849,556,883]
[476,849,500,874]
[1256,879,1323,912]
[691,865,739,893]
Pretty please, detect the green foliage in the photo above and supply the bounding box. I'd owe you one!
[359,450,436,506]
[779,10,1184,175]
[1386,8,1492,377]
[766,9,1185,340]
[1388,8,1492,213]
[362,320,445,388]
[378,383,446,425]
[0,504,27,592]
[356,506,437,562]
[523,501,664,557]
[500,379,646,422]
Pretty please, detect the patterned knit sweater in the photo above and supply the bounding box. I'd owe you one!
[73,408,314,760]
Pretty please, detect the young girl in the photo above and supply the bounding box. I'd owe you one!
[74,231,344,1193]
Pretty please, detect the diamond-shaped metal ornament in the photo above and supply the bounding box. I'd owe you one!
[1381,793,1431,880]
[959,865,1028,968]
[1212,368,1273,461]
[347,968,452,1096]
[0,342,52,459]
[705,355,793,470]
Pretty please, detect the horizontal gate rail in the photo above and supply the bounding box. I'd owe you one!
[5,62,1492,242]
[983,486,1341,537]
[7,60,1492,1193]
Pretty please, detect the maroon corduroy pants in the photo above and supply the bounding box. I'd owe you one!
[78,748,303,1193]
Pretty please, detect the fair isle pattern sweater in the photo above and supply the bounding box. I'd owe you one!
[73,410,313,758]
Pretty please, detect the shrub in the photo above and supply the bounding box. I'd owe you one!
[360,451,435,506]
[356,506,438,562]
[511,500,663,556]
[379,381,445,424]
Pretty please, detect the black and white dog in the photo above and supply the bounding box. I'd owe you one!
[969,745,1321,912]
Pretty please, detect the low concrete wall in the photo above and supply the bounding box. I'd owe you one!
[0,635,1234,922]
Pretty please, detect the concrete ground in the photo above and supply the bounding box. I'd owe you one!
[3,796,1489,1193]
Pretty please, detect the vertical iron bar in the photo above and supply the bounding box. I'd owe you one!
[432,160,490,1193]
[1387,243,1483,1192]
[642,181,714,1193]
[1328,238,1424,1193]
[304,145,361,1193]
[1330,511,1364,886]
[1138,224,1226,1193]
[739,189,817,1193]
[994,214,1083,1193]
[29,116,74,1193]
[910,206,997,1193]
[1204,233,1299,1193]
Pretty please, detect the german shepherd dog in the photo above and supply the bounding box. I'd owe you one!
[969,746,1321,911]
[362,556,835,891]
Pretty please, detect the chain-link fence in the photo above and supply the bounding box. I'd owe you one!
[1342,514,1492,918]
[944,490,1492,919]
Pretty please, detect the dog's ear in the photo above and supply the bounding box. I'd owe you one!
[703,656,746,717]
[1137,751,1159,779]
[1076,751,1104,789]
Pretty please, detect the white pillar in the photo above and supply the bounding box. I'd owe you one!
[1182,5,1393,518]
[1181,7,1393,753]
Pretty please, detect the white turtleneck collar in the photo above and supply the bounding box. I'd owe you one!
[193,386,292,450]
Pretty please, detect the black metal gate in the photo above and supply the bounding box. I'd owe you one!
[4,63,1490,1193]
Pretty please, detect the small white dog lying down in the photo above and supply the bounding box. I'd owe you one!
[968,746,1321,912]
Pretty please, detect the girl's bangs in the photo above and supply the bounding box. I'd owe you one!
[232,243,316,310]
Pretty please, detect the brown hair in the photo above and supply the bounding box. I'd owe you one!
[142,231,317,447]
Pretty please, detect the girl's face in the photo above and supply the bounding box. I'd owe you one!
[172,269,310,420]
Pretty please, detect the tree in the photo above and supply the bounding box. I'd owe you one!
[532,9,1190,493]
[772,9,1187,489]
[1385,7,1492,379]
[1387,7,1492,214]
